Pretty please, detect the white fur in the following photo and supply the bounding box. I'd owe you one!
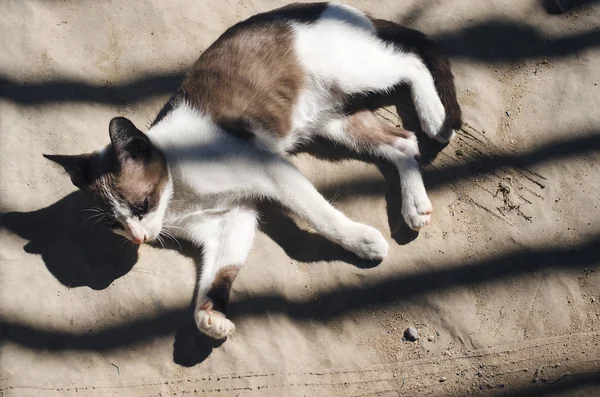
[320,2,376,33]
[138,3,452,338]
[292,4,447,141]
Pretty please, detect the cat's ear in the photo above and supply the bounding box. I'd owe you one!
[43,153,94,189]
[109,117,152,161]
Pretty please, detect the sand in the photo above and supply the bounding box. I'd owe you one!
[1,0,600,396]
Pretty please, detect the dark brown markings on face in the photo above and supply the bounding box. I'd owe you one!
[45,117,168,224]
[153,3,328,139]
[368,18,463,131]
[105,118,169,217]
[206,265,242,313]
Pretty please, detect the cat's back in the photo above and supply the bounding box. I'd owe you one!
[173,3,377,147]
[176,4,327,140]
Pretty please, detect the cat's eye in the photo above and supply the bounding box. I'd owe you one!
[131,197,150,219]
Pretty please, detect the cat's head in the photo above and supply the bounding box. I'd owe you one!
[45,117,171,244]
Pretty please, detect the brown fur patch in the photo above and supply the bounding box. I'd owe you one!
[103,117,168,211]
[163,3,328,139]
[346,110,411,148]
[206,265,242,313]
[180,24,303,139]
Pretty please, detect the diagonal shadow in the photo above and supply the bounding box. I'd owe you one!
[314,132,600,201]
[1,191,139,290]
[433,19,600,63]
[488,370,600,397]
[1,16,600,107]
[1,236,598,354]
[426,132,600,187]
[0,73,185,105]
[228,236,600,320]
[543,0,600,14]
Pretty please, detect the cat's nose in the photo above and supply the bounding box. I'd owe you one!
[132,234,147,244]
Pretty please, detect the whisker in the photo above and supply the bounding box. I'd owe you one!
[118,237,128,249]
[160,230,182,250]
[92,216,110,226]
[80,208,102,213]
[84,213,108,224]
[162,228,178,240]
[155,235,165,249]
[164,225,187,231]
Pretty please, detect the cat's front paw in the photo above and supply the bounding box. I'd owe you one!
[402,193,433,231]
[195,309,236,340]
[340,223,389,261]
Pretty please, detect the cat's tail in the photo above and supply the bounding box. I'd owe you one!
[369,18,463,131]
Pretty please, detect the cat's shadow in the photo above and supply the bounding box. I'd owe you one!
[2,191,139,290]
[258,203,389,268]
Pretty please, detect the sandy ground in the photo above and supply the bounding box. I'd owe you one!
[2,0,600,396]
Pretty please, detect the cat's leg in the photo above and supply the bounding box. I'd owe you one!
[368,18,463,138]
[189,207,257,339]
[320,111,432,230]
[294,21,451,142]
[265,158,388,260]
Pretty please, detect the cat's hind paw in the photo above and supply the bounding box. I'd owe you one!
[195,309,236,340]
[402,194,433,231]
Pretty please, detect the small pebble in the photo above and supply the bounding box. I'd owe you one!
[592,297,596,303]
[440,376,447,382]
[404,327,419,342]
[428,335,435,342]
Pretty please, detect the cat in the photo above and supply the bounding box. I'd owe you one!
[44,2,461,340]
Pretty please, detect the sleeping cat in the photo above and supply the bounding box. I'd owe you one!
[45,2,461,340]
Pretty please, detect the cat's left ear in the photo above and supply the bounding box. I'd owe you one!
[43,153,94,189]
[109,117,153,161]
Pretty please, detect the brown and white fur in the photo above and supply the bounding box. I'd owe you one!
[45,3,462,340]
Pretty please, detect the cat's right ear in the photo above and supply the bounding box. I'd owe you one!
[109,117,152,162]
[43,153,93,189]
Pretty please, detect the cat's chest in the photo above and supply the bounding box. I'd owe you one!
[172,157,272,198]
[165,197,232,227]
